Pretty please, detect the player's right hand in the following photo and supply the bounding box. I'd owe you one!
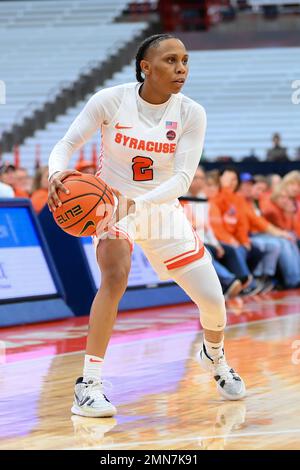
[48,169,81,212]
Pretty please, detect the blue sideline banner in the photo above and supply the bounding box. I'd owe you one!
[0,199,73,326]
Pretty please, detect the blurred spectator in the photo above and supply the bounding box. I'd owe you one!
[252,175,269,211]
[14,167,31,197]
[205,168,264,293]
[239,173,296,291]
[266,173,282,192]
[281,171,300,201]
[0,165,14,198]
[75,159,96,175]
[0,164,31,197]
[266,133,289,162]
[0,164,16,189]
[253,175,268,193]
[263,185,299,234]
[186,165,206,197]
[261,184,300,287]
[183,167,243,298]
[281,171,300,240]
[31,166,49,214]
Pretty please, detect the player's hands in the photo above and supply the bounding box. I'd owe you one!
[110,187,135,223]
[48,169,81,212]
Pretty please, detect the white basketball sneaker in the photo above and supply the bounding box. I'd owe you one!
[71,377,117,418]
[198,344,246,401]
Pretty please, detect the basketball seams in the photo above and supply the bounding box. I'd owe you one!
[57,192,105,205]
[63,178,113,205]
[56,184,110,232]
[54,175,114,235]
[61,198,102,232]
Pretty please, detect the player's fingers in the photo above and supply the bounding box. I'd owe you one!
[48,196,58,212]
[60,169,82,182]
[49,185,62,209]
[56,180,70,195]
[47,200,55,213]
[111,187,122,198]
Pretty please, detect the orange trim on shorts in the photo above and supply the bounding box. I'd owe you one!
[164,230,203,264]
[110,227,134,252]
[164,244,198,264]
[166,245,205,270]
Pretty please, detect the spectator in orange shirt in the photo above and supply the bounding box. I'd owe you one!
[261,184,300,287]
[281,171,300,238]
[31,166,49,214]
[263,185,298,233]
[14,167,32,197]
[239,173,297,289]
[267,174,282,192]
[205,169,263,293]
[183,167,243,298]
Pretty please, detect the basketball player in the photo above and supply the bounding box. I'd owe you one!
[48,34,246,418]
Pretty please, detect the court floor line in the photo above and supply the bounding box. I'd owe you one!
[3,311,300,366]
[71,427,300,450]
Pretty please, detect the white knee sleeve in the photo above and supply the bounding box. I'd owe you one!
[172,260,227,331]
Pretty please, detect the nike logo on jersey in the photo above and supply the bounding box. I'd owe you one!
[89,358,103,363]
[115,122,133,129]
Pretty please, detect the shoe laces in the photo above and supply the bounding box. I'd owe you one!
[213,356,238,385]
[84,379,112,400]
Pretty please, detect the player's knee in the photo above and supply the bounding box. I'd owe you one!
[101,265,130,293]
[199,289,227,331]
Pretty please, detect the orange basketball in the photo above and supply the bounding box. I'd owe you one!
[53,174,115,237]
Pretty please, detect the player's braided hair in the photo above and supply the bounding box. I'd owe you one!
[135,33,175,83]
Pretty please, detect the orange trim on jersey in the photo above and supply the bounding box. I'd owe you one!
[166,245,205,270]
[95,126,104,177]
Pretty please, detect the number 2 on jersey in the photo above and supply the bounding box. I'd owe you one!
[132,156,153,181]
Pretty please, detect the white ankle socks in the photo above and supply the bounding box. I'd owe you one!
[83,354,104,382]
[204,338,224,359]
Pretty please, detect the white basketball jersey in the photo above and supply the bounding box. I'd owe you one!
[96,83,183,200]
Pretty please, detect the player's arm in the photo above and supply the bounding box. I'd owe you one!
[133,103,207,207]
[47,88,117,212]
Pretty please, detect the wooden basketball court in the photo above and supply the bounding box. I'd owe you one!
[0,290,300,450]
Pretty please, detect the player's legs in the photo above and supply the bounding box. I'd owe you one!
[171,260,246,400]
[72,238,131,418]
[86,238,131,358]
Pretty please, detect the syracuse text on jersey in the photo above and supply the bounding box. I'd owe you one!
[115,132,177,154]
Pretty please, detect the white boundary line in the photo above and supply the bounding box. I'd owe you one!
[70,427,300,450]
